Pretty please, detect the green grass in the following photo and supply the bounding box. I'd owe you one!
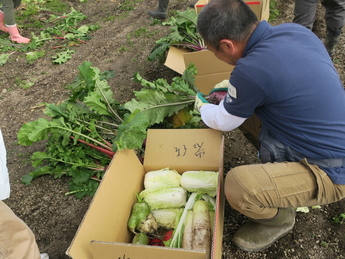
[130,28,149,38]
[320,241,329,247]
[118,0,137,11]
[14,77,35,89]
[45,0,69,13]
[333,213,345,224]
[17,153,32,164]
[268,0,280,21]
[17,0,69,29]
[118,46,129,53]
[103,15,117,22]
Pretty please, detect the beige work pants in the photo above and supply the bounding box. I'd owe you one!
[0,201,40,259]
[226,115,345,220]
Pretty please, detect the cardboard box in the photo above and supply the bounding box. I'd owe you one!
[66,128,225,259]
[164,46,234,94]
[195,0,270,21]
[165,0,270,93]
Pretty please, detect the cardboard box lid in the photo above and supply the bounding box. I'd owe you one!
[194,71,231,94]
[183,49,233,76]
[195,0,270,21]
[164,46,188,75]
[144,129,223,173]
[164,46,233,94]
[164,46,234,76]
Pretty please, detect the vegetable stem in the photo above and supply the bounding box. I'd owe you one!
[142,99,195,111]
[95,83,124,123]
[70,136,115,158]
[169,192,199,248]
[50,123,112,151]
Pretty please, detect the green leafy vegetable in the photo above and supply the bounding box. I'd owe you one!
[52,49,75,64]
[0,53,11,66]
[17,62,202,198]
[17,61,120,198]
[151,208,183,230]
[148,9,206,64]
[139,187,187,211]
[26,50,46,63]
[144,168,181,189]
[114,63,200,150]
[180,171,219,197]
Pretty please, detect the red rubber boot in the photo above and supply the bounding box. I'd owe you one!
[0,11,8,33]
[7,25,30,43]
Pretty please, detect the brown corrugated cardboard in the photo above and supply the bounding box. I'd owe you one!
[195,0,270,21]
[194,71,231,94]
[164,46,234,94]
[66,128,225,259]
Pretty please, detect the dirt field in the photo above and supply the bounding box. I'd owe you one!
[0,0,344,258]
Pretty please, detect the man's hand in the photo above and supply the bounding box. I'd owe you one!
[194,92,209,113]
[209,79,229,94]
[207,80,229,105]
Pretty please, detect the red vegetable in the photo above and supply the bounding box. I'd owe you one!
[207,91,227,105]
[163,230,173,241]
[149,238,164,246]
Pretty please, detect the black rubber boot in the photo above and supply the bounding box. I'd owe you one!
[233,208,296,252]
[148,0,169,20]
[324,26,342,57]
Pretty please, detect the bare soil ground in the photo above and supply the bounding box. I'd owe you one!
[0,0,344,258]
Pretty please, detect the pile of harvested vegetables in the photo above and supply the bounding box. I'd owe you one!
[128,168,218,259]
[16,61,227,198]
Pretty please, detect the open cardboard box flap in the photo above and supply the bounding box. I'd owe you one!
[164,46,234,77]
[164,46,234,94]
[195,0,270,21]
[66,129,225,259]
[194,71,231,94]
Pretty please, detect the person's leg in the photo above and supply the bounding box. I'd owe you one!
[225,159,345,251]
[293,0,319,29]
[322,0,345,29]
[148,0,169,19]
[0,200,41,259]
[0,0,16,25]
[0,11,8,32]
[322,0,345,56]
[12,0,22,9]
[0,0,30,43]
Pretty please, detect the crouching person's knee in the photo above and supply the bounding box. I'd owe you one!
[224,166,250,212]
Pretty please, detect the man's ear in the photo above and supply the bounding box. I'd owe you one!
[219,39,236,55]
